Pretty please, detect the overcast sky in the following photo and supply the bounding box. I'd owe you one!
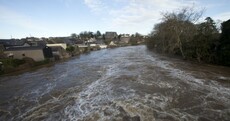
[0,0,229,39]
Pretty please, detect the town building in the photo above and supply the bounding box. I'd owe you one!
[105,32,118,40]
[46,43,67,50]
[4,46,53,61]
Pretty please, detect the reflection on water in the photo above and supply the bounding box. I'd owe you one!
[0,45,230,121]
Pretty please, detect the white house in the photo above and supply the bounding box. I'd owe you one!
[89,44,97,47]
[109,41,116,46]
[46,43,67,50]
[87,38,96,43]
[99,45,107,49]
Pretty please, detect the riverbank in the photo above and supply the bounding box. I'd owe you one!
[0,62,54,77]
[0,51,88,77]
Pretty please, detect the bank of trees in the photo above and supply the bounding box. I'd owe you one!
[70,30,102,40]
[129,33,143,45]
[146,8,230,66]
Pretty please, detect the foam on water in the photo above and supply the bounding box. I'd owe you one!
[62,64,138,120]
[1,46,229,121]
[144,54,230,120]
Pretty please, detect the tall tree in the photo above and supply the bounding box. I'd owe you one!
[79,31,94,40]
[190,17,219,62]
[89,31,94,38]
[147,7,203,57]
[161,7,203,58]
[95,30,101,38]
[71,33,77,38]
[218,19,230,66]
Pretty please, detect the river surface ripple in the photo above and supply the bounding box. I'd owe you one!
[0,45,230,121]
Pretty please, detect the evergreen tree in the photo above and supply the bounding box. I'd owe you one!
[218,19,230,66]
[189,17,219,63]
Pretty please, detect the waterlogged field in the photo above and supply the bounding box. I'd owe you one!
[0,45,230,121]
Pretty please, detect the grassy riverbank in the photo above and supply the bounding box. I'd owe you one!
[0,45,100,76]
[0,58,53,76]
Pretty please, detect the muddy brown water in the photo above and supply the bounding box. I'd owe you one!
[0,45,230,121]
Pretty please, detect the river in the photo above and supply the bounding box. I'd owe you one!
[0,45,230,121]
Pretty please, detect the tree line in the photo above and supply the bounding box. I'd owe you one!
[71,30,102,40]
[146,8,230,66]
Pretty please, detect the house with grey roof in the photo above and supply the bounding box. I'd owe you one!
[0,39,26,47]
[105,32,118,40]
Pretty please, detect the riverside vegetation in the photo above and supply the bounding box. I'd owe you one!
[146,7,230,66]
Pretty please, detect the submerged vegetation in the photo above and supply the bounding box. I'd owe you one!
[146,7,230,66]
[0,58,52,75]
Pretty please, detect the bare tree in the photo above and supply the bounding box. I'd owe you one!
[159,7,204,58]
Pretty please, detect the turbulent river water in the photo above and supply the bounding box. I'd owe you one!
[0,45,230,121]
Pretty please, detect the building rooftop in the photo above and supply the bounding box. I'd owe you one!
[5,46,47,51]
[0,39,26,47]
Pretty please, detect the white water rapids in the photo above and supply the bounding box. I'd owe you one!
[0,45,230,121]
